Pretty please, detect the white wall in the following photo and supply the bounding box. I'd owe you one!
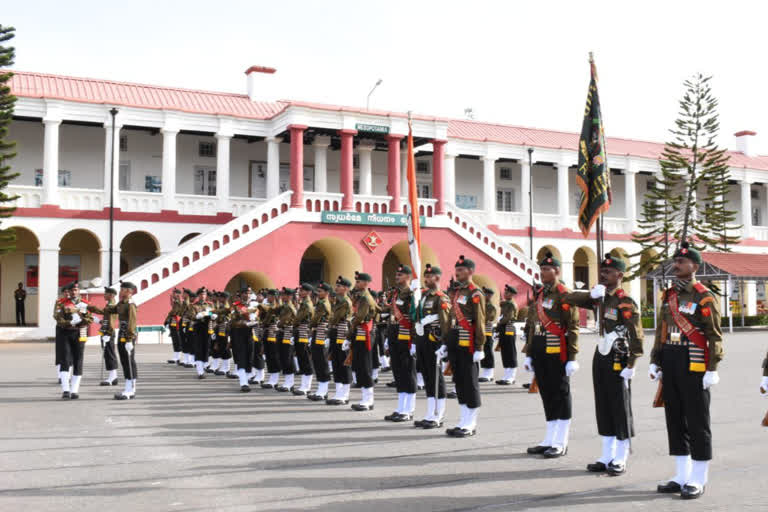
[8,120,43,186]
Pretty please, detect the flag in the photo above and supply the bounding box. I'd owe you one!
[405,118,422,312]
[576,54,612,237]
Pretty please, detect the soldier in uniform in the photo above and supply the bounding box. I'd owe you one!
[479,287,498,383]
[414,264,451,428]
[523,252,580,458]
[229,290,255,392]
[350,272,378,411]
[180,289,195,368]
[54,282,93,399]
[439,255,486,437]
[496,284,519,386]
[292,283,316,396]
[761,349,768,399]
[208,292,232,376]
[308,282,333,401]
[247,290,266,385]
[190,287,215,379]
[94,286,120,386]
[276,287,298,392]
[563,254,644,475]
[261,290,282,389]
[53,288,69,383]
[106,281,139,400]
[385,264,418,422]
[376,291,392,372]
[650,242,723,499]
[327,276,353,405]
[164,288,185,365]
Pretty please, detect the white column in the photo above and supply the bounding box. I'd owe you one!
[763,183,768,227]
[444,151,457,206]
[400,144,408,199]
[161,129,178,211]
[37,247,59,334]
[483,156,496,222]
[741,180,752,238]
[556,161,570,228]
[358,140,375,196]
[561,259,575,289]
[99,248,122,286]
[625,165,638,232]
[312,135,330,193]
[266,136,282,198]
[103,119,122,207]
[746,281,757,316]
[215,133,231,212]
[519,158,530,214]
[42,119,61,205]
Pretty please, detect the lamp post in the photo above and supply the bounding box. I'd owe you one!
[527,147,534,260]
[108,107,118,285]
[366,79,383,110]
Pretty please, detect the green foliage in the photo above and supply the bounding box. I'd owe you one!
[0,24,18,254]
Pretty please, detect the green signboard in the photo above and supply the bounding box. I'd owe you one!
[355,123,390,135]
[321,210,426,227]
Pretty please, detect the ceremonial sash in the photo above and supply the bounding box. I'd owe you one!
[355,320,373,350]
[297,324,310,343]
[536,292,567,363]
[667,290,708,372]
[451,287,476,354]
[391,290,413,346]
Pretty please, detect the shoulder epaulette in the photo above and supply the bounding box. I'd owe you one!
[693,282,709,294]
[556,283,568,294]
[435,290,444,297]
[615,289,626,299]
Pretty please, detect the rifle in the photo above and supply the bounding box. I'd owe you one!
[528,377,539,394]
[653,382,664,408]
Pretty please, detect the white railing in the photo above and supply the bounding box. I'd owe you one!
[402,197,439,218]
[119,190,163,213]
[175,193,218,216]
[58,187,106,211]
[230,196,267,216]
[355,194,392,214]
[750,226,768,241]
[304,192,344,212]
[7,185,43,208]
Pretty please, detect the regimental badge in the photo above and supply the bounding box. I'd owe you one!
[362,231,382,253]
[543,298,554,310]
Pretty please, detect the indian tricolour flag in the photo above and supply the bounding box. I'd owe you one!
[405,117,422,312]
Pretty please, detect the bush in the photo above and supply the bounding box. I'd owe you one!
[721,315,768,327]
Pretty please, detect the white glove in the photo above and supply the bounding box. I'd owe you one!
[435,345,448,359]
[702,371,720,390]
[210,333,216,340]
[565,360,580,377]
[70,313,82,326]
[102,335,111,342]
[620,367,635,381]
[649,363,662,381]
[590,284,606,299]
[290,336,295,346]
[415,322,424,336]
[384,338,389,351]
[420,314,439,326]
[760,376,768,397]
[196,312,205,320]
[409,344,417,357]
[342,340,351,351]
[249,300,258,308]
[249,313,257,322]
[409,278,420,292]
[211,313,218,320]
[492,332,499,343]
[472,351,485,363]
[126,342,134,353]
[523,356,534,373]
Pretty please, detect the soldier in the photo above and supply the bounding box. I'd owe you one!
[327,276,353,405]
[54,282,93,399]
[496,284,519,386]
[439,255,486,437]
[478,287,498,383]
[650,242,723,499]
[292,283,316,396]
[414,264,451,428]
[94,286,120,386]
[385,264,418,422]
[761,349,768,398]
[53,288,69,383]
[107,282,139,400]
[276,288,298,392]
[211,292,234,377]
[248,291,266,385]
[350,272,378,411]
[376,291,392,372]
[308,282,333,401]
[190,287,215,379]
[230,290,255,392]
[261,290,282,389]
[523,252,580,458]
[180,289,195,368]
[563,254,644,475]
[164,288,184,365]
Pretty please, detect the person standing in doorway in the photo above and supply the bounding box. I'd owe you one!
[15,283,27,326]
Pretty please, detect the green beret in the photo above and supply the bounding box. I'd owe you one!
[281,287,296,295]
[674,241,701,264]
[336,276,352,287]
[455,254,475,270]
[395,264,412,275]
[355,271,372,282]
[317,282,332,292]
[424,264,441,276]
[300,282,315,292]
[482,286,494,296]
[120,281,137,292]
[538,251,561,268]
[600,253,626,272]
[504,284,517,295]
[104,287,117,295]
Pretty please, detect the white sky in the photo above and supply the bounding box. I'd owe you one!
[5,0,768,155]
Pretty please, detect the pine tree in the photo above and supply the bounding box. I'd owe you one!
[0,24,18,254]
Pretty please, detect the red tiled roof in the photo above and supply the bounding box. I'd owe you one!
[8,70,768,170]
[703,252,768,277]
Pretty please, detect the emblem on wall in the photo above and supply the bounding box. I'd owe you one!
[362,231,382,253]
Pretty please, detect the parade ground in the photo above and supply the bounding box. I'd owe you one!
[1,333,765,512]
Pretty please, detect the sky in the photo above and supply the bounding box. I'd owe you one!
[5,0,768,155]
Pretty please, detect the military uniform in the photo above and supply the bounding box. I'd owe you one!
[327,278,353,405]
[479,291,497,382]
[308,285,333,400]
[164,291,185,364]
[350,275,378,410]
[230,294,255,391]
[276,290,298,392]
[496,286,520,385]
[386,268,418,421]
[209,293,233,376]
[180,291,195,367]
[89,288,120,386]
[190,291,215,378]
[293,285,316,395]
[105,282,139,399]
[376,297,392,371]
[261,292,282,388]
[54,284,93,399]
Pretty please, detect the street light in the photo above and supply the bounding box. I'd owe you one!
[108,107,118,285]
[366,78,383,110]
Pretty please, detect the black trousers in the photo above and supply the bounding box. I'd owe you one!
[295,341,314,376]
[481,335,495,369]
[592,348,633,440]
[530,335,572,421]
[117,341,137,380]
[194,328,211,362]
[264,341,281,373]
[15,302,25,326]
[371,325,381,370]
[417,334,445,398]
[389,325,416,393]
[170,327,182,353]
[211,334,230,360]
[278,330,297,375]
[252,330,265,370]
[499,332,518,368]
[230,327,253,373]
[58,329,85,376]
[181,328,193,354]
[312,341,331,382]
[446,329,481,408]
[103,336,119,371]
[329,328,351,384]
[352,339,373,388]
[661,344,712,461]
[54,326,63,367]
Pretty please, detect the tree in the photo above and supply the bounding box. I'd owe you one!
[626,73,738,280]
[0,24,18,254]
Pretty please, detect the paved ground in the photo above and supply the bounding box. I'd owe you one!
[1,333,766,512]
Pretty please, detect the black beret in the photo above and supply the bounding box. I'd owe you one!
[61,282,74,291]
[336,275,352,287]
[538,251,561,268]
[424,264,442,276]
[120,281,137,292]
[504,284,517,295]
[300,282,315,292]
[172,288,181,294]
[395,264,412,275]
[317,282,332,292]
[482,286,495,296]
[455,254,475,270]
[104,287,117,295]
[281,287,296,295]
[674,241,701,264]
[355,271,372,282]
[267,289,279,296]
[600,253,626,272]
[196,286,208,295]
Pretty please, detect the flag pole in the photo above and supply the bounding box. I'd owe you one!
[527,148,534,260]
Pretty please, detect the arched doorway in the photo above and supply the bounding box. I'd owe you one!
[179,232,201,246]
[225,271,275,294]
[381,240,440,288]
[536,244,562,264]
[0,227,40,325]
[299,237,362,286]
[639,248,659,307]
[120,231,159,274]
[573,246,597,290]
[59,229,102,288]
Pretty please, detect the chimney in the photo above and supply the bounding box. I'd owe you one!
[244,65,276,101]
[734,130,757,157]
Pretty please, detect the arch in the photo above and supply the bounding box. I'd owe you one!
[472,273,500,310]
[0,227,41,325]
[223,234,230,245]
[203,245,210,256]
[59,229,102,288]
[120,231,160,275]
[162,268,169,278]
[225,271,275,295]
[300,237,363,285]
[381,240,440,286]
[537,244,562,263]
[573,245,597,290]
[178,232,201,246]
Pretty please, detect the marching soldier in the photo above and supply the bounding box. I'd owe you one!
[563,254,644,475]
[248,291,266,385]
[276,287,298,392]
[523,252,580,458]
[650,242,723,499]
[385,264,418,422]
[93,286,120,386]
[53,288,69,383]
[164,288,184,365]
[212,292,234,377]
[327,276,353,405]
[376,291,392,372]
[106,281,139,400]
[479,287,497,383]
[414,264,451,428]
[292,283,316,396]
[440,255,486,436]
[191,287,215,379]
[230,290,255,392]
[308,282,333,401]
[180,289,195,368]
[761,349,768,399]
[350,272,377,411]
[54,282,93,399]
[496,284,519,386]
[261,290,282,389]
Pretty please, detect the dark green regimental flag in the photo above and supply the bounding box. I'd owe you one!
[576,55,612,237]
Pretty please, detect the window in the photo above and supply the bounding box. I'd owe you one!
[417,183,431,198]
[353,180,360,194]
[198,141,216,158]
[500,167,512,180]
[120,135,128,152]
[119,161,131,190]
[145,176,162,193]
[416,161,430,175]
[496,189,515,212]
[58,170,71,187]
[751,189,759,200]
[753,206,760,226]
[456,195,477,209]
[353,154,359,169]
